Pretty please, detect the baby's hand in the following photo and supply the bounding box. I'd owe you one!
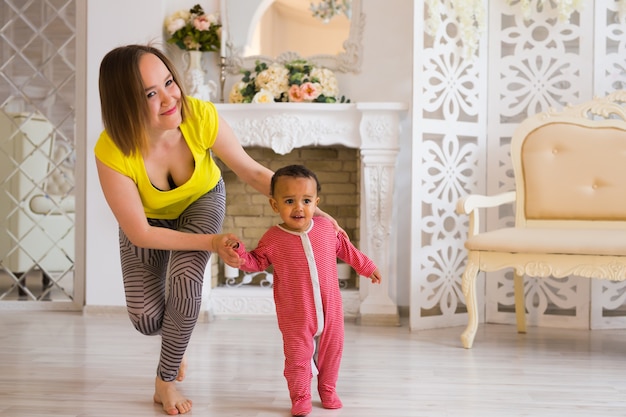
[224,237,240,249]
[214,233,243,267]
[369,269,382,284]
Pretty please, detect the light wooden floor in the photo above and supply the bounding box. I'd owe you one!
[1,311,625,417]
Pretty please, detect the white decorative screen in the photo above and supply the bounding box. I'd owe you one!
[411,0,626,330]
[411,0,488,329]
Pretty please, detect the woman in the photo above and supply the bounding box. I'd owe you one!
[94,44,338,415]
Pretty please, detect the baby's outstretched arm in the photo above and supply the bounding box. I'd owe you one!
[369,269,382,284]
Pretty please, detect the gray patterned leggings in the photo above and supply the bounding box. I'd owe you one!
[118,179,225,382]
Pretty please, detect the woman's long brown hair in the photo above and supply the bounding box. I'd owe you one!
[98,44,189,156]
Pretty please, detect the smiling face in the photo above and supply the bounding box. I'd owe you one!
[270,176,320,232]
[138,52,182,134]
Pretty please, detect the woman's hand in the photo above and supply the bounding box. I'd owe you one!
[212,233,243,268]
[315,207,348,237]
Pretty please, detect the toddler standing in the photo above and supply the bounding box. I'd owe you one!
[228,164,381,416]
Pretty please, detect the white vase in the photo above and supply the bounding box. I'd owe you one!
[183,50,217,101]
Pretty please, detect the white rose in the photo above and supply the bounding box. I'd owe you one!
[255,64,289,98]
[252,89,275,103]
[166,18,186,35]
[164,10,191,34]
[310,68,339,97]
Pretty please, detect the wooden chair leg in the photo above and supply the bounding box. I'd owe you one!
[513,271,526,334]
[461,252,480,349]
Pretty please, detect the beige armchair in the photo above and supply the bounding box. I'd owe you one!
[457,91,626,349]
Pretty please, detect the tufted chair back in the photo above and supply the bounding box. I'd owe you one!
[511,94,626,229]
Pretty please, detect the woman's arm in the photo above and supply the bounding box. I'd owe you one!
[211,115,274,197]
[95,158,242,266]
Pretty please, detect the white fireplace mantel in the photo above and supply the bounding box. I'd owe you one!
[206,102,407,325]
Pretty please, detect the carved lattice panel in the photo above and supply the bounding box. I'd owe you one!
[411,0,488,329]
[415,134,483,328]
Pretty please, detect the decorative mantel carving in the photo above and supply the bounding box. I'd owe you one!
[208,102,407,325]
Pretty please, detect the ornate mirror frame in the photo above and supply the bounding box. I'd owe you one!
[221,0,364,74]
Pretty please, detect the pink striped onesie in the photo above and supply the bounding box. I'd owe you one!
[235,216,377,415]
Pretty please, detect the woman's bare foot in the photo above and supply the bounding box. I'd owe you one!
[176,356,187,382]
[153,376,192,415]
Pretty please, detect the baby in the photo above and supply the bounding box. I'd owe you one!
[228,164,381,416]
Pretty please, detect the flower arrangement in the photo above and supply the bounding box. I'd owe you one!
[229,60,350,104]
[164,4,221,52]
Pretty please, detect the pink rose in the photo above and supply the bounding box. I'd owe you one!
[300,82,320,101]
[288,84,304,102]
[193,15,211,31]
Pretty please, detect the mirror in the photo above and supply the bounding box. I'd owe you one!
[222,0,363,74]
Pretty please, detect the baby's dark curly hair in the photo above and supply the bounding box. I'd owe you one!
[270,165,321,196]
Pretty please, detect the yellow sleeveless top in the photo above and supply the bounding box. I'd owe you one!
[94,97,221,219]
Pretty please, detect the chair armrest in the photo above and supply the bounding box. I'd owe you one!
[456,191,516,237]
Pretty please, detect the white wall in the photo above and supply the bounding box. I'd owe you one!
[85,0,167,307]
[329,0,414,309]
[353,0,413,308]
[83,0,413,308]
